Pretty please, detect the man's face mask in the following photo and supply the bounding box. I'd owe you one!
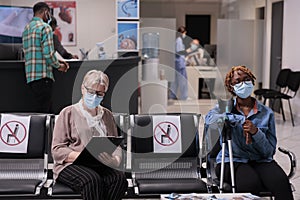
[233,81,254,99]
[44,11,52,24]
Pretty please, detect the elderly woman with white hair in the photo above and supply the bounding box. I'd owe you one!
[52,70,128,200]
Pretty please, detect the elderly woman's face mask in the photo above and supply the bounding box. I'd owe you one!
[84,93,103,109]
[83,85,105,109]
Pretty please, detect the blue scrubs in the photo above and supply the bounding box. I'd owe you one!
[169,36,188,100]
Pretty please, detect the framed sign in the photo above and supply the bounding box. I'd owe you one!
[46,1,76,46]
[116,0,139,20]
[117,21,139,52]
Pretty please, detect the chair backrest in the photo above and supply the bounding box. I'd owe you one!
[276,68,292,88]
[0,113,49,180]
[287,71,300,94]
[47,115,57,165]
[130,113,201,175]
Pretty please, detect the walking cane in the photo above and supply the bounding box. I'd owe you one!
[219,100,236,193]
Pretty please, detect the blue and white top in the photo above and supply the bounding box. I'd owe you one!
[205,97,276,164]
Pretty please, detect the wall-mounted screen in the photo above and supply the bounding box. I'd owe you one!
[0,5,33,43]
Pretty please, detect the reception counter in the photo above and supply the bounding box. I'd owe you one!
[0,56,140,114]
[186,65,217,99]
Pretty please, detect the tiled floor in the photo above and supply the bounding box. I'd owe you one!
[166,99,300,199]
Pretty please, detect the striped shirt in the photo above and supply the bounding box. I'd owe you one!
[22,17,60,83]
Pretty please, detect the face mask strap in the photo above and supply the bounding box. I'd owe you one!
[43,10,52,24]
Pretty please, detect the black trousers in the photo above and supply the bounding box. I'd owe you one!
[28,78,53,113]
[216,161,293,200]
[57,164,128,200]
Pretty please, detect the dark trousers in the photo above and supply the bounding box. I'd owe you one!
[216,161,293,200]
[28,78,53,113]
[57,164,128,200]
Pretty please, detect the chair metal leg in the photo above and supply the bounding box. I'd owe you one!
[271,99,276,110]
[288,99,295,126]
[263,98,267,105]
[280,99,286,122]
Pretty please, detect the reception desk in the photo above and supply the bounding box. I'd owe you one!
[186,65,217,99]
[0,56,140,114]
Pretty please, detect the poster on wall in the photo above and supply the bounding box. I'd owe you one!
[117,21,139,52]
[116,0,139,20]
[46,1,76,46]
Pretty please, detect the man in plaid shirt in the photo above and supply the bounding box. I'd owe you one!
[23,2,69,113]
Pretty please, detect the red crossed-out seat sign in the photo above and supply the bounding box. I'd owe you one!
[154,121,179,146]
[0,121,27,146]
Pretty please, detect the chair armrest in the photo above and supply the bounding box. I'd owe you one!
[131,172,140,195]
[46,179,54,196]
[35,177,48,195]
[278,147,296,179]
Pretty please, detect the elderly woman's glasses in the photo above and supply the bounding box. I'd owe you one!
[84,86,105,97]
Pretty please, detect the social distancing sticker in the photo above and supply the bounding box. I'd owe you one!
[153,115,182,153]
[0,114,31,153]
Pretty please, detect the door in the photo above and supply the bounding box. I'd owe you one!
[270,1,283,111]
[185,15,211,46]
[186,15,212,99]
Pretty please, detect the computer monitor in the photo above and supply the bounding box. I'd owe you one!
[0,43,23,60]
[0,5,33,43]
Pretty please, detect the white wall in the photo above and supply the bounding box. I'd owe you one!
[282,0,300,117]
[75,0,116,57]
[282,0,300,71]
[1,0,117,58]
[238,0,256,19]
[140,1,220,44]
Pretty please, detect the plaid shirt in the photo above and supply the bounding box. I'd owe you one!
[22,17,60,83]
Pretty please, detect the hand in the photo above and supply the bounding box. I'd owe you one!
[66,151,80,163]
[243,120,258,145]
[186,48,192,53]
[98,152,120,167]
[72,55,79,59]
[243,120,258,135]
[58,61,69,72]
